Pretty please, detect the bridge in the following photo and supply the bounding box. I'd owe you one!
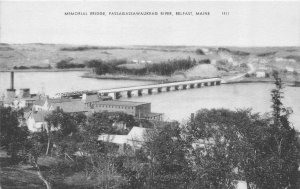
[98,78,222,99]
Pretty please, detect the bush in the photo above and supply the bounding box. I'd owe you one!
[86,57,198,76]
[195,49,205,55]
[56,60,86,69]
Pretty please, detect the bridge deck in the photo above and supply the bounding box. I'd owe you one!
[98,78,221,93]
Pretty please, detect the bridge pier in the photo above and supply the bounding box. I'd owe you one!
[197,83,202,88]
[190,84,194,89]
[127,91,132,98]
[157,87,162,93]
[166,86,171,92]
[116,92,122,99]
[182,85,187,90]
[138,89,143,96]
[204,82,208,87]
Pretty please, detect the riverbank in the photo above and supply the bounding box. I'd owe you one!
[0,68,90,72]
[82,72,178,82]
[226,77,300,87]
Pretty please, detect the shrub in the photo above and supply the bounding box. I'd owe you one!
[195,49,205,55]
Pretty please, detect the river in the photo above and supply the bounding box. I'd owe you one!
[0,71,153,96]
[1,71,299,131]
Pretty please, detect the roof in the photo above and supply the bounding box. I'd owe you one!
[98,134,128,144]
[84,94,100,103]
[30,111,49,122]
[52,100,89,113]
[127,127,152,142]
[143,112,163,118]
[48,98,72,104]
[33,99,46,106]
[98,127,153,144]
[95,100,149,107]
[24,111,32,119]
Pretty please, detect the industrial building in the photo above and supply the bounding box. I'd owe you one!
[93,100,163,120]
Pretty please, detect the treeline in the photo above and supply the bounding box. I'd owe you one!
[13,65,52,70]
[87,57,210,76]
[218,47,250,56]
[1,74,299,189]
[60,46,124,51]
[56,59,85,69]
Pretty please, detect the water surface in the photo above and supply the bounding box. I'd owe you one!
[0,71,153,96]
[1,72,299,131]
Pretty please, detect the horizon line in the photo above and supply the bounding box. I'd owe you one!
[1,43,300,48]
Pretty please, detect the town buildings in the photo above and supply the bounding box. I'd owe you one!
[92,100,163,120]
[1,72,163,132]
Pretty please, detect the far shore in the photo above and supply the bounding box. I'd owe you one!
[0,68,90,72]
[1,68,298,87]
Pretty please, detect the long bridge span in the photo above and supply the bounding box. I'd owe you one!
[98,78,221,99]
[57,78,221,99]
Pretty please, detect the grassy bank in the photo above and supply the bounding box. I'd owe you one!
[0,68,91,72]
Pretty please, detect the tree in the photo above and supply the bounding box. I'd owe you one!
[184,73,299,189]
[0,107,29,161]
[27,132,52,189]
[119,123,192,189]
[252,72,299,188]
[44,108,85,156]
[185,109,256,188]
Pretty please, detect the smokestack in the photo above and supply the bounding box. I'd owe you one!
[10,72,14,90]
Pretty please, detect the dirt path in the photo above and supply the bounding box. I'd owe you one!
[222,63,256,83]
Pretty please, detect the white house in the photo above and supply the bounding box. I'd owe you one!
[255,71,266,78]
[98,126,152,152]
[26,111,49,132]
[285,66,295,72]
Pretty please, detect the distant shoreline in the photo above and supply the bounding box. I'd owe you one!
[0,68,90,72]
[0,69,298,87]
[82,72,172,82]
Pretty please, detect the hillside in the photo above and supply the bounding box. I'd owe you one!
[0,44,300,81]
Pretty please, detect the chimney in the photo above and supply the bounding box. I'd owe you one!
[5,72,16,102]
[10,71,14,90]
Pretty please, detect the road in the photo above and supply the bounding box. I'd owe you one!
[222,63,256,83]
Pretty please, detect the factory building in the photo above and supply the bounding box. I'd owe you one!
[93,100,163,120]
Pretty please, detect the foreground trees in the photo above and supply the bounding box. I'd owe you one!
[1,74,299,189]
[0,107,29,161]
[184,73,299,189]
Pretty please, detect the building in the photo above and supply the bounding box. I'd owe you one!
[98,126,153,152]
[255,71,266,78]
[285,66,295,72]
[92,100,163,120]
[26,111,49,132]
[82,93,112,108]
[50,100,89,114]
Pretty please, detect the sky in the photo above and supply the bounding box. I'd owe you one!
[0,1,300,46]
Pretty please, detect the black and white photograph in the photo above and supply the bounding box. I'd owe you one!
[0,0,300,188]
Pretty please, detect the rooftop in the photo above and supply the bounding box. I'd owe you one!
[95,100,149,107]
[127,126,152,142]
[51,100,89,113]
[98,126,153,144]
[98,134,128,144]
[48,98,73,104]
[29,111,49,122]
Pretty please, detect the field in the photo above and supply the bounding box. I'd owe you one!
[0,43,300,81]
